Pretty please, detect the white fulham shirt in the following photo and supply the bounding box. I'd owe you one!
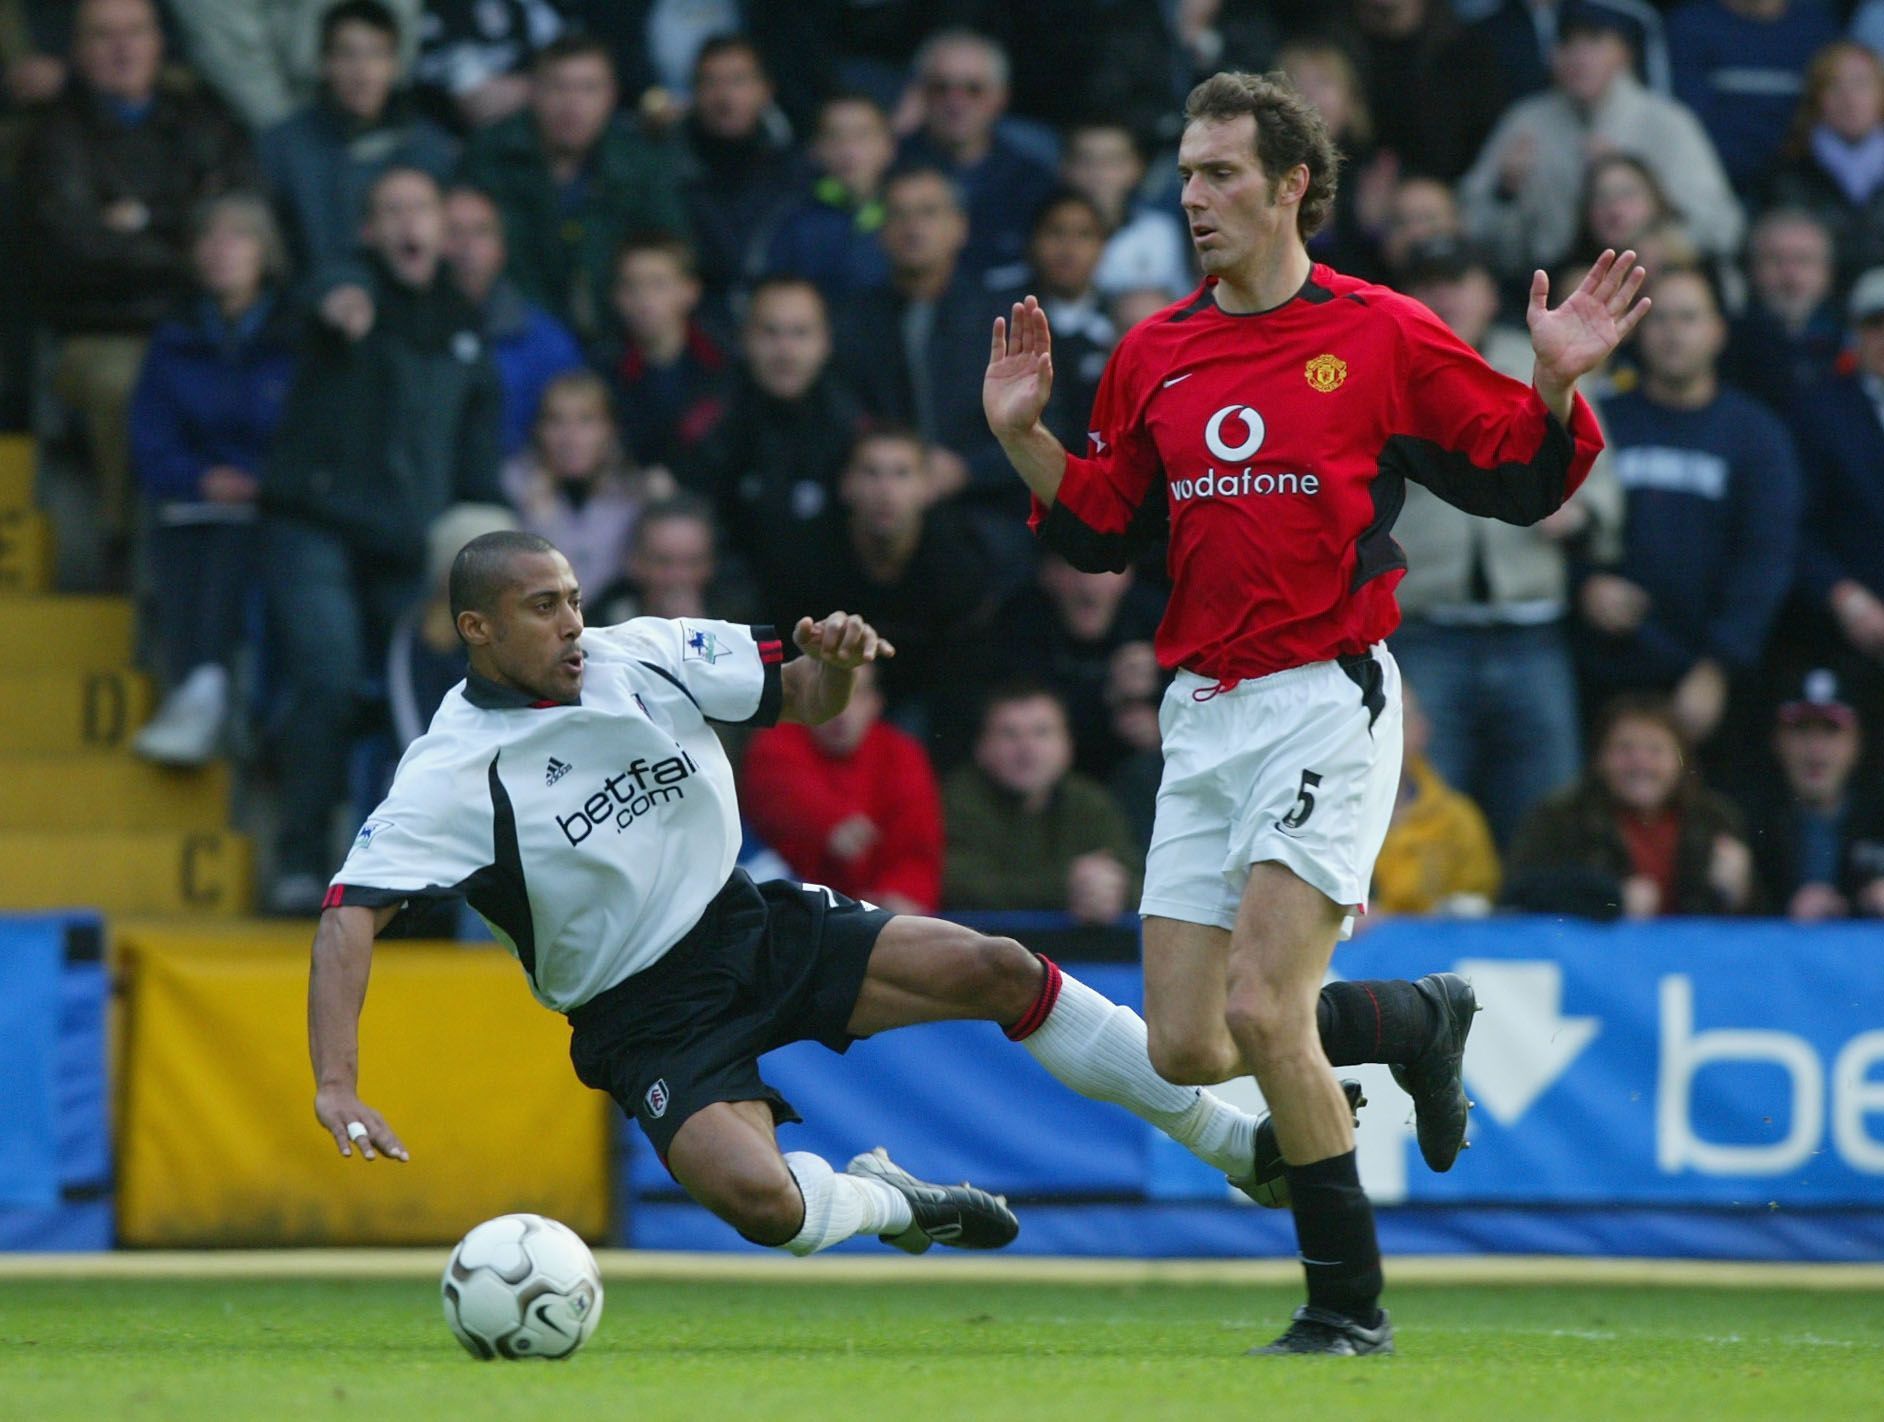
[326,618,784,1011]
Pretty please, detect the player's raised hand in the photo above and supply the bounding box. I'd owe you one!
[793,612,896,669]
[984,295,1054,440]
[314,1084,409,1163]
[1528,249,1649,393]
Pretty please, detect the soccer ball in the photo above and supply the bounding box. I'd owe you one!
[441,1213,604,1360]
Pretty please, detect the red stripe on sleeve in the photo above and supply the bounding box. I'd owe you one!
[759,639,784,665]
[322,884,346,910]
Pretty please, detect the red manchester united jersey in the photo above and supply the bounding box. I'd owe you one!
[1033,265,1604,684]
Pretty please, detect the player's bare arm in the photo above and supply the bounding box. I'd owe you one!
[309,901,409,1163]
[984,296,1068,504]
[779,611,897,726]
[1528,247,1651,423]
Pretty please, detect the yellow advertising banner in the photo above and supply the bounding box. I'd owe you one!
[117,926,610,1246]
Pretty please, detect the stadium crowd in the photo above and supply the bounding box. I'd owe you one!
[2,0,1880,924]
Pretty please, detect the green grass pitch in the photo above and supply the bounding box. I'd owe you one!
[1,1272,1880,1421]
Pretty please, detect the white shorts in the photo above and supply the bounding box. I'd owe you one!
[1141,645,1404,933]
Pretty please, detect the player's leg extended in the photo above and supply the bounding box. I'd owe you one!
[1228,862,1389,1351]
[847,916,1258,1178]
[665,1099,1017,1256]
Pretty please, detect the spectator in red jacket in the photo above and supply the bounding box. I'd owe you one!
[741,659,943,916]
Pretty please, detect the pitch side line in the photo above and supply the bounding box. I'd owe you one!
[0,1252,1881,1289]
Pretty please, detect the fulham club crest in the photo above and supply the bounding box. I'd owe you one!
[645,1079,670,1118]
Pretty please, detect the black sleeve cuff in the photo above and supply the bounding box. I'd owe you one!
[745,624,785,727]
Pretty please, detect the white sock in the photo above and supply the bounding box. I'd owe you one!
[1020,968,1257,1178]
[780,1152,914,1257]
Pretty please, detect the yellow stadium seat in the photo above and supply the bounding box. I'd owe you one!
[0,828,252,914]
[0,670,152,753]
[0,508,55,594]
[0,597,134,670]
[0,755,228,831]
[0,434,31,513]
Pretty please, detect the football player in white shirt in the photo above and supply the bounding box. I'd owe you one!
[310,532,1394,1260]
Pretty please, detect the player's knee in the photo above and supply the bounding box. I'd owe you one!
[1147,1027,1239,1085]
[1223,990,1315,1072]
[970,935,1046,1023]
[700,1166,804,1247]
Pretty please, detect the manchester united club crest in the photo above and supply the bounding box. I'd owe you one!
[1305,354,1348,392]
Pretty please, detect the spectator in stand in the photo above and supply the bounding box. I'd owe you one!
[898,28,1055,282]
[1001,190,1114,454]
[127,193,297,767]
[1101,639,1165,849]
[1787,268,1884,694]
[501,369,662,597]
[942,680,1143,922]
[1505,694,1757,918]
[1459,0,1741,277]
[834,165,1006,503]
[1391,238,1623,846]
[683,275,863,605]
[385,501,516,750]
[743,660,944,916]
[1722,207,1842,417]
[589,491,754,626]
[1061,120,1191,302]
[259,0,455,278]
[1376,175,1463,282]
[259,165,502,914]
[1579,267,1801,750]
[440,183,583,457]
[761,92,894,304]
[164,0,422,132]
[458,36,688,341]
[21,0,256,555]
[1766,41,1884,300]
[1572,152,1680,264]
[595,233,729,476]
[1351,0,1509,185]
[412,0,563,132]
[1370,683,1502,916]
[1748,668,1884,921]
[780,425,999,729]
[987,550,1164,783]
[1668,0,1836,198]
[1278,38,1395,278]
[674,34,800,320]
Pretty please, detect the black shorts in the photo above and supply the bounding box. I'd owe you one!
[565,870,892,1159]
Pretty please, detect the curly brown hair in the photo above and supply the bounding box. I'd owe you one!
[1183,70,1341,241]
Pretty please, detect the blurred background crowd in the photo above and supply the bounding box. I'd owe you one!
[2,0,1880,930]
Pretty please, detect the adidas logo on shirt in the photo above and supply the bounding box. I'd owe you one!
[545,756,573,786]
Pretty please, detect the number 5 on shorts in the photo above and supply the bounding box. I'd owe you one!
[1278,769,1322,831]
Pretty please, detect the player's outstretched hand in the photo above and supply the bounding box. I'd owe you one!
[794,611,896,670]
[315,1084,409,1163]
[984,295,1054,440]
[1528,248,1650,393]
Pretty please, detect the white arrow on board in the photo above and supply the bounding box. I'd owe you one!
[1455,959,1601,1126]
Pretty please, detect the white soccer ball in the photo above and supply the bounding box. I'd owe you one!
[441,1213,604,1360]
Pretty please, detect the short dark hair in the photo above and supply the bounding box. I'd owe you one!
[534,35,614,78]
[848,421,926,463]
[1183,70,1341,240]
[1653,263,1725,317]
[449,530,558,627]
[634,492,717,549]
[883,163,965,213]
[615,230,698,279]
[746,272,827,317]
[694,32,767,81]
[321,0,399,54]
[1030,186,1106,239]
[979,677,1069,730]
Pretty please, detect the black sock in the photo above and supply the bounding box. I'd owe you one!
[1316,979,1438,1066]
[1285,1149,1383,1325]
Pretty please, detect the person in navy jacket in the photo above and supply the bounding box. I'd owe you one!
[128,191,298,765]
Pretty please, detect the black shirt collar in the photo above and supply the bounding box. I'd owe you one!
[463,670,578,710]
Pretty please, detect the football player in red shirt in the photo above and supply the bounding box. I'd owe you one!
[985,72,1648,1355]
